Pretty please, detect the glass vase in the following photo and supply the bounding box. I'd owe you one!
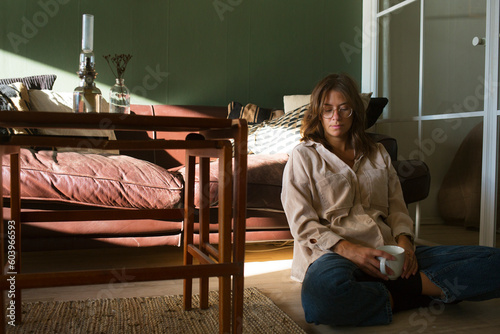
[109,78,130,114]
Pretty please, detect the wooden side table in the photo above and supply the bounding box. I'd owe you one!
[0,111,248,334]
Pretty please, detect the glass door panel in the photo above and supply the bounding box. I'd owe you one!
[419,117,483,245]
[377,0,420,120]
[422,0,486,116]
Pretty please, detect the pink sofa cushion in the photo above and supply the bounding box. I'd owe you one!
[2,149,183,209]
[178,153,288,210]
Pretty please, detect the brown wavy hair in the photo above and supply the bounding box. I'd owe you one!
[301,73,376,158]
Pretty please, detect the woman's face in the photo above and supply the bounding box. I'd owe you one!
[320,90,354,144]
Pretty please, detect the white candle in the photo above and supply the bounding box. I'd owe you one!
[82,14,94,52]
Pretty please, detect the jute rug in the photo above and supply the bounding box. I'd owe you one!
[7,287,306,333]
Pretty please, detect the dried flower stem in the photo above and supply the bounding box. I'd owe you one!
[103,54,133,80]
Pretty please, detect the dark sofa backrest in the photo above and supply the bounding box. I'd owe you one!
[114,104,228,169]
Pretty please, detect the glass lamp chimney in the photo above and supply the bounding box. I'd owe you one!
[73,13,102,113]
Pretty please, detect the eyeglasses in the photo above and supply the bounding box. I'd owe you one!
[322,106,353,119]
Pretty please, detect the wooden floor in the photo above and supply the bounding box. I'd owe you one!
[11,225,500,333]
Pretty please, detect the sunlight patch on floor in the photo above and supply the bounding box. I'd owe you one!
[244,259,292,277]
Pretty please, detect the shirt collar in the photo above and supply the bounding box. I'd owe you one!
[303,139,364,170]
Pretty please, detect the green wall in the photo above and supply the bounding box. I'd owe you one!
[1,0,362,108]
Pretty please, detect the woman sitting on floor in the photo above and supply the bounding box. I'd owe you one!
[281,73,500,326]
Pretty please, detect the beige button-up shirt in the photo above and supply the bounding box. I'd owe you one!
[281,140,414,282]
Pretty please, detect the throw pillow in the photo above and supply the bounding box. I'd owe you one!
[360,92,372,110]
[0,82,30,111]
[28,90,118,154]
[247,104,308,155]
[0,74,57,90]
[0,82,38,135]
[283,95,310,114]
[227,101,284,124]
[365,97,389,129]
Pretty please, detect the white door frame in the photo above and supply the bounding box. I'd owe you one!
[362,0,499,246]
[480,0,499,246]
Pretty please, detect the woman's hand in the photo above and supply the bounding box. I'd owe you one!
[332,240,395,280]
[396,235,418,279]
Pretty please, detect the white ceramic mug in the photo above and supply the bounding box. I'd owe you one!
[376,245,405,280]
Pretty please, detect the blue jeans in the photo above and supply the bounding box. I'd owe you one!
[301,245,500,326]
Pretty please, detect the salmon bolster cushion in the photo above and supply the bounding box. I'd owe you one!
[2,149,184,210]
